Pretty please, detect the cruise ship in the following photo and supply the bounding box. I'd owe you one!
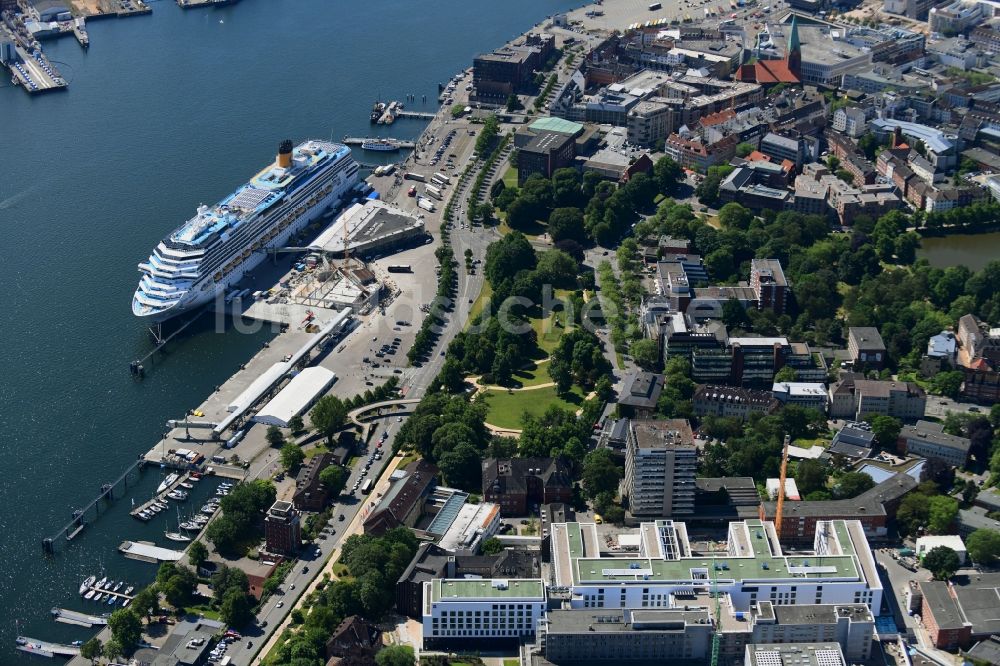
[132,139,359,322]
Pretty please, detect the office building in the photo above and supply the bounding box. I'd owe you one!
[422,578,547,647]
[293,452,336,512]
[617,371,665,419]
[828,375,926,422]
[919,574,1000,649]
[693,385,781,420]
[848,327,886,370]
[772,382,829,412]
[900,420,971,467]
[518,131,576,185]
[264,500,301,556]
[363,459,438,535]
[623,420,697,520]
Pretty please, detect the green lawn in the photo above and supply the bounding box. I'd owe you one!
[465,281,493,330]
[502,165,518,189]
[504,660,520,666]
[483,384,589,429]
[188,604,222,622]
[304,443,329,459]
[511,361,553,388]
[529,288,574,354]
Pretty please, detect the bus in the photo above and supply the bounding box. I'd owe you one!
[360,479,375,495]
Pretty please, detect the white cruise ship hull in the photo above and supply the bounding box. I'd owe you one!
[131,187,341,323]
[132,140,358,324]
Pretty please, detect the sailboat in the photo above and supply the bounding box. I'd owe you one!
[165,507,192,543]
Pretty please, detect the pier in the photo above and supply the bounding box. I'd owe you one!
[42,458,147,554]
[51,608,109,628]
[80,580,137,602]
[119,540,185,563]
[342,137,416,150]
[397,110,436,120]
[16,637,80,658]
[128,471,191,519]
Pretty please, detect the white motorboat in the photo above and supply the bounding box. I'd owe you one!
[165,531,192,543]
[79,575,96,596]
[156,473,179,494]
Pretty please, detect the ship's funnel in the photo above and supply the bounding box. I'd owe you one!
[277,139,293,169]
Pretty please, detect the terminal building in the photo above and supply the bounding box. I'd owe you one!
[422,519,883,650]
[310,200,426,259]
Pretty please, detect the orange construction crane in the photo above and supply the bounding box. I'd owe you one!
[775,434,791,540]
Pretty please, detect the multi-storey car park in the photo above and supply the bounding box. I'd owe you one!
[421,518,883,648]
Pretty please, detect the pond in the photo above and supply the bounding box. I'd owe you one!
[917,231,1000,271]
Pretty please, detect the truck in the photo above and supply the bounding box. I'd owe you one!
[404,172,427,182]
[361,478,375,495]
[425,184,444,200]
[387,264,412,273]
[649,1,662,8]
[417,197,436,212]
[431,174,449,187]
[432,171,451,184]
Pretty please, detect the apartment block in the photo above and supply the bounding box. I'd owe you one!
[623,420,697,520]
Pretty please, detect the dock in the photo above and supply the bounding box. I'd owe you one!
[177,0,238,7]
[80,580,137,602]
[342,137,416,150]
[397,110,436,120]
[51,608,109,628]
[118,540,184,563]
[128,471,190,520]
[16,637,80,658]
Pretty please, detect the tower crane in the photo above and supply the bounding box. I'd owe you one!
[775,433,791,540]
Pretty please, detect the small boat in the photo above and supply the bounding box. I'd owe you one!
[165,531,191,543]
[93,593,103,602]
[189,473,201,481]
[80,575,96,595]
[124,586,134,595]
[84,590,96,600]
[179,521,201,531]
[149,505,162,514]
[155,501,169,510]
[107,596,116,606]
[122,599,131,608]
[179,482,193,489]
[156,473,179,494]
[113,582,124,592]
[167,490,188,500]
[71,640,84,647]
[96,577,107,589]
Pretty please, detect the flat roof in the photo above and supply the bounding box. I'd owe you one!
[254,367,335,427]
[529,116,585,136]
[433,578,545,601]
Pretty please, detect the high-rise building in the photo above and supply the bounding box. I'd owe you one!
[264,500,301,556]
[750,259,789,315]
[623,420,696,519]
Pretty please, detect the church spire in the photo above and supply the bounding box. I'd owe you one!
[787,14,801,74]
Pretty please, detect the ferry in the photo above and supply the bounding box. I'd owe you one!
[361,138,400,152]
[132,140,359,322]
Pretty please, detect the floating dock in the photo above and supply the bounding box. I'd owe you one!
[129,472,190,520]
[119,540,184,563]
[80,581,137,602]
[51,608,109,628]
[16,637,80,658]
[397,110,436,120]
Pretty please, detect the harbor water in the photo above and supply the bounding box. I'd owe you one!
[0,0,583,656]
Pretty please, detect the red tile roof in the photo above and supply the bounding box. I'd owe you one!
[735,58,800,84]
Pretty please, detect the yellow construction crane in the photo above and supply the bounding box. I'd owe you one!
[775,433,791,540]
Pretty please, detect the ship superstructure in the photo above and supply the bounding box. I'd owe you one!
[133,139,359,321]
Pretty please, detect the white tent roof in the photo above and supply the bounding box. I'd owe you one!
[253,367,336,427]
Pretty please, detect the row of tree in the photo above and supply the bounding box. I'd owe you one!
[205,479,277,556]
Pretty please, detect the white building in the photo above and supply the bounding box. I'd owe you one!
[422,518,884,648]
[422,579,546,646]
[623,420,697,519]
[772,382,829,412]
[766,478,802,500]
[253,367,336,427]
[832,107,869,139]
[916,535,967,564]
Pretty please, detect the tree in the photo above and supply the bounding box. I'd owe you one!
[718,202,752,230]
[212,565,250,603]
[548,207,587,243]
[281,442,305,471]
[80,638,103,664]
[595,375,614,402]
[187,540,208,569]
[310,395,348,440]
[630,338,661,371]
[266,425,285,447]
[866,415,902,450]
[967,528,1000,567]
[736,142,755,158]
[158,563,197,609]
[582,449,622,500]
[130,585,160,619]
[535,249,579,288]
[287,415,305,435]
[654,155,682,193]
[929,371,964,399]
[927,495,959,534]
[795,459,829,496]
[481,537,505,555]
[108,607,142,651]
[505,93,522,112]
[220,587,255,629]
[833,472,875,499]
[103,639,123,663]
[774,366,798,383]
[485,231,536,287]
[923,545,960,580]
[376,645,416,666]
[722,298,750,330]
[319,464,348,497]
